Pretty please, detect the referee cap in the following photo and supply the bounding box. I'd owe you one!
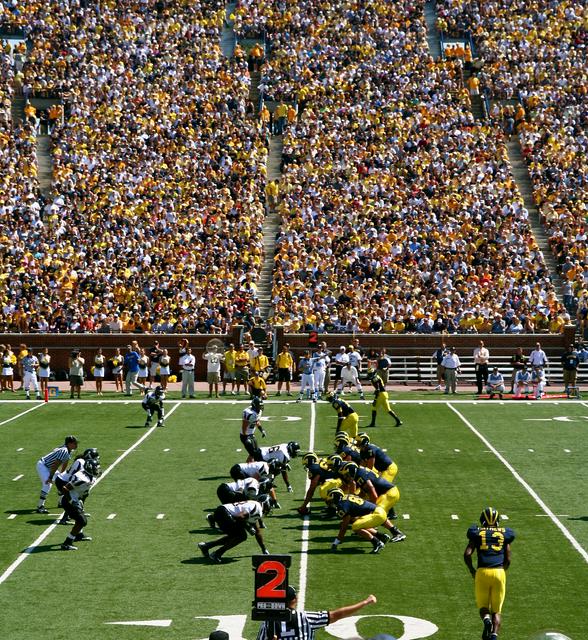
[286,586,297,602]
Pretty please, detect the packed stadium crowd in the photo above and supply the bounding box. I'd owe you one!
[0,0,582,336]
[437,0,587,320]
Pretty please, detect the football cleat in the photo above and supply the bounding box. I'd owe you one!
[61,543,78,551]
[376,532,391,544]
[208,551,222,564]
[206,514,216,529]
[74,534,92,542]
[370,540,385,554]
[157,420,164,427]
[482,616,493,640]
[56,516,71,525]
[391,531,406,543]
[35,507,49,514]
[286,485,293,493]
[198,542,210,558]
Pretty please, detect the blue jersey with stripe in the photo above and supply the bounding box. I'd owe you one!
[467,525,515,568]
[335,495,376,519]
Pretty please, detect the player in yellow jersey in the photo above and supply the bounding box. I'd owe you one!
[366,369,402,428]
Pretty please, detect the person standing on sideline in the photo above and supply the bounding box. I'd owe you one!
[222,343,237,395]
[110,348,124,392]
[180,347,196,398]
[473,340,490,394]
[148,341,164,388]
[441,347,461,394]
[68,350,85,399]
[37,348,51,397]
[93,348,106,396]
[464,507,515,640]
[560,345,580,396]
[297,350,316,402]
[528,342,548,369]
[508,347,527,393]
[123,344,142,396]
[375,348,391,387]
[275,343,294,396]
[234,344,250,395]
[257,588,377,640]
[36,435,78,513]
[203,345,224,398]
[21,350,41,400]
[320,341,332,392]
[312,345,330,400]
[332,346,349,391]
[432,343,447,390]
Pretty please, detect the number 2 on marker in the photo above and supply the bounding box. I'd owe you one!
[256,560,286,598]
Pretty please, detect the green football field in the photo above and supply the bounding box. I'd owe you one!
[0,396,587,640]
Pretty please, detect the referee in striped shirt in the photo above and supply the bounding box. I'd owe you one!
[36,436,78,513]
[256,587,376,640]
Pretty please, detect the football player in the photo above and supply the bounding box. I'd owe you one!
[334,431,362,463]
[208,477,273,528]
[356,433,398,482]
[60,458,100,551]
[142,385,165,427]
[297,452,341,516]
[464,507,515,640]
[55,448,100,525]
[296,351,316,402]
[254,441,300,492]
[326,488,400,554]
[311,347,330,400]
[241,396,267,461]
[198,497,272,563]
[366,369,402,428]
[327,393,359,437]
[531,366,546,399]
[230,461,281,508]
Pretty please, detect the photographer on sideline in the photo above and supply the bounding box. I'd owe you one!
[68,350,85,399]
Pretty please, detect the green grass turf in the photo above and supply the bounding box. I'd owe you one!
[0,398,586,640]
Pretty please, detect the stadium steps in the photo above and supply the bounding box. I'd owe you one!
[423,0,442,59]
[36,134,53,197]
[506,139,566,303]
[11,95,25,124]
[221,1,236,58]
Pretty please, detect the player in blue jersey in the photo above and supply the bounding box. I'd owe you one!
[334,432,362,463]
[327,392,359,437]
[366,369,402,427]
[464,507,515,640]
[356,433,398,482]
[297,452,340,515]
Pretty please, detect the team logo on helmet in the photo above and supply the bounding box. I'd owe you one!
[480,507,500,527]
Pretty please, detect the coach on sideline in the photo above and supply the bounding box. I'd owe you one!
[256,587,376,640]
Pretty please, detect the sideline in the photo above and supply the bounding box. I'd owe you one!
[448,403,588,564]
[297,402,315,611]
[0,402,45,427]
[0,402,181,585]
[1,399,587,405]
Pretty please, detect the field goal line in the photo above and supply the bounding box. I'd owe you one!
[0,402,181,586]
[448,403,588,564]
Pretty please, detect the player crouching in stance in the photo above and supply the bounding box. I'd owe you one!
[253,441,300,492]
[143,385,165,427]
[327,487,401,554]
[59,458,101,550]
[297,452,341,517]
[55,447,100,525]
[208,476,273,529]
[464,507,515,640]
[198,496,272,563]
[230,461,281,509]
[326,393,359,438]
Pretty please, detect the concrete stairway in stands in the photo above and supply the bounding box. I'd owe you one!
[221,2,236,58]
[423,0,442,59]
[36,135,53,197]
[506,139,566,302]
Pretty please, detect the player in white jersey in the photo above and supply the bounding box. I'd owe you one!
[312,349,330,399]
[531,366,546,399]
[297,351,316,402]
[142,385,165,427]
[208,477,267,528]
[254,441,300,492]
[55,448,100,525]
[241,396,266,460]
[230,460,271,482]
[337,362,365,398]
[60,458,100,551]
[198,498,271,563]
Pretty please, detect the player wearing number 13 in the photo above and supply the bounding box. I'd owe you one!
[464,507,515,640]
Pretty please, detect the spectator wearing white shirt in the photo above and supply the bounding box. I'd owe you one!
[531,366,546,400]
[486,367,505,399]
[473,340,490,394]
[180,347,196,399]
[332,347,349,391]
[337,362,365,399]
[441,348,461,394]
[203,345,224,399]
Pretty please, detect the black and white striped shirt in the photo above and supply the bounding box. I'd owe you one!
[257,610,330,640]
[40,445,71,469]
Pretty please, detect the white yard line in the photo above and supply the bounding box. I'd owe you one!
[0,402,44,427]
[1,399,588,405]
[0,402,181,586]
[298,402,315,612]
[448,403,588,564]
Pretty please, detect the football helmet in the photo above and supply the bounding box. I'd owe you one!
[327,488,344,503]
[366,368,377,380]
[154,385,164,397]
[326,454,344,472]
[480,507,500,527]
[268,460,283,476]
[251,396,264,412]
[340,461,359,479]
[230,463,246,481]
[355,433,370,448]
[302,452,319,468]
[326,392,336,403]
[82,448,100,461]
[287,441,301,458]
[84,458,101,478]
[334,432,350,450]
[258,494,273,515]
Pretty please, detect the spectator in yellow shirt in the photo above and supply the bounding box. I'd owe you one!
[275,344,294,396]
